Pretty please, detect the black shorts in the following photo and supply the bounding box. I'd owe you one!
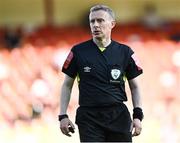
[75,103,132,142]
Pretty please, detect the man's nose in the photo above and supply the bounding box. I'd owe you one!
[93,20,99,27]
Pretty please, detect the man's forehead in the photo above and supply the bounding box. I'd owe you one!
[89,10,110,19]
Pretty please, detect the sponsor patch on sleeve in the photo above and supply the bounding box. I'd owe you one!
[131,53,142,70]
[63,51,73,69]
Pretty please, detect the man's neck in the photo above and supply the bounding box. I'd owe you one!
[93,38,111,48]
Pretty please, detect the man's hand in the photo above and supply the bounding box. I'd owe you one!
[60,118,75,137]
[131,118,142,137]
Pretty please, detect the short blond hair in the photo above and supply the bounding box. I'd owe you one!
[90,4,115,20]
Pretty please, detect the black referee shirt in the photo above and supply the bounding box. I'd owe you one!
[62,39,143,107]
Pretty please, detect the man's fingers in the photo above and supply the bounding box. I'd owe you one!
[132,131,140,137]
[60,118,75,137]
[131,119,142,137]
[61,126,71,136]
[130,122,133,132]
[63,131,71,137]
[132,127,142,137]
[64,133,71,137]
[69,121,75,130]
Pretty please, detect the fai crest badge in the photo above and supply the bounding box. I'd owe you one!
[111,69,121,80]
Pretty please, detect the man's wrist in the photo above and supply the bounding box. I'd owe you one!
[133,107,144,121]
[58,114,68,121]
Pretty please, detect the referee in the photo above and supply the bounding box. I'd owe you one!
[59,4,144,142]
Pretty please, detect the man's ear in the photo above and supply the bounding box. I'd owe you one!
[111,21,116,29]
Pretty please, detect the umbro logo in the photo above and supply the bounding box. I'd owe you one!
[83,66,91,72]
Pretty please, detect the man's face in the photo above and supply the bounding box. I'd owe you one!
[89,10,115,40]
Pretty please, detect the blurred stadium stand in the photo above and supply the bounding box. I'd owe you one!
[0,0,180,143]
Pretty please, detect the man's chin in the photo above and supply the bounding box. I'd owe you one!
[93,35,103,40]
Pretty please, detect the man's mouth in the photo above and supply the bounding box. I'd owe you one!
[93,31,101,35]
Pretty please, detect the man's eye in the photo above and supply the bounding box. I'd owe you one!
[97,19,104,23]
[90,20,95,23]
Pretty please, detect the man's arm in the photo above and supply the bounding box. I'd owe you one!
[128,77,143,137]
[60,75,75,114]
[128,77,142,108]
[59,75,75,137]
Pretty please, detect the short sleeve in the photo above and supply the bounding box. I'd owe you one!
[62,48,78,78]
[125,49,143,80]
